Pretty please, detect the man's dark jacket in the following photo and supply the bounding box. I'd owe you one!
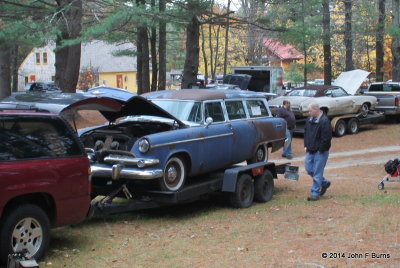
[277,107,296,130]
[304,114,332,153]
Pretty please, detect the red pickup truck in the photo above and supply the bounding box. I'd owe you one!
[0,110,91,264]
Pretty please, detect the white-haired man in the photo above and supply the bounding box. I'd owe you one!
[304,102,332,201]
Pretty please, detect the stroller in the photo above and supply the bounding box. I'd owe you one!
[378,158,400,190]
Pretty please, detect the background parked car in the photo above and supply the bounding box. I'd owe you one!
[0,109,91,264]
[269,85,377,118]
[24,81,61,92]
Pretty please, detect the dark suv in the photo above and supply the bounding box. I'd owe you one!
[0,110,91,264]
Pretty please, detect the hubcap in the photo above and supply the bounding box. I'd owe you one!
[12,217,42,258]
[167,166,178,182]
[256,148,264,161]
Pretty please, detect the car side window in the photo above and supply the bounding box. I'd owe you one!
[246,100,268,118]
[0,117,82,161]
[204,102,225,122]
[225,101,246,120]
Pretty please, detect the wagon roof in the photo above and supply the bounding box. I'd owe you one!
[142,89,266,101]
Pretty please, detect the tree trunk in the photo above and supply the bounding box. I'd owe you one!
[201,25,209,85]
[140,27,150,93]
[54,0,82,93]
[322,0,332,85]
[150,4,158,92]
[0,50,11,99]
[376,0,386,82]
[223,0,231,77]
[344,0,354,71]
[392,0,400,81]
[136,32,143,94]
[212,26,221,80]
[181,16,200,89]
[11,45,18,92]
[158,0,166,91]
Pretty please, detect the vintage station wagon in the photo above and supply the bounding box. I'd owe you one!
[75,89,286,193]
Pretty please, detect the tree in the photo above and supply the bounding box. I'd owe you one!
[322,0,332,84]
[343,0,354,71]
[392,0,400,80]
[376,0,386,81]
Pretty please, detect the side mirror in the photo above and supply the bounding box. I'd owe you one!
[205,117,213,127]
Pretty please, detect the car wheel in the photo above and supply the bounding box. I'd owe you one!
[160,156,186,191]
[254,170,274,203]
[229,174,254,208]
[334,119,346,137]
[247,145,268,164]
[359,103,369,118]
[346,118,359,134]
[0,204,50,264]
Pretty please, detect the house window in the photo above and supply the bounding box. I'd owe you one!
[43,52,48,64]
[35,53,41,64]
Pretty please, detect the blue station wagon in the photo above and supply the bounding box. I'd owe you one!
[74,89,286,193]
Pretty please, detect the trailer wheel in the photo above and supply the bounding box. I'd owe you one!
[247,145,268,164]
[378,182,384,190]
[346,118,359,134]
[0,204,50,264]
[229,174,254,208]
[160,156,186,191]
[254,170,274,203]
[334,119,346,137]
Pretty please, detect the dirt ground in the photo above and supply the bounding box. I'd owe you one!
[39,118,400,268]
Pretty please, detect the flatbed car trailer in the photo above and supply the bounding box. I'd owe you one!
[293,112,384,137]
[88,162,299,217]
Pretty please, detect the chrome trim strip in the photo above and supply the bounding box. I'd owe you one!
[91,163,163,180]
[104,154,159,167]
[151,132,234,149]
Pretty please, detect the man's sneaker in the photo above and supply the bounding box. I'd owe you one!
[281,154,286,158]
[320,181,331,196]
[286,155,293,160]
[307,195,319,201]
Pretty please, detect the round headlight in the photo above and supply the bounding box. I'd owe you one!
[138,138,150,153]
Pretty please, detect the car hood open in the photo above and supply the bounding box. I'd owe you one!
[332,69,370,95]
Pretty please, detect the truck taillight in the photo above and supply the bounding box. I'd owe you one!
[277,77,283,87]
[395,97,399,107]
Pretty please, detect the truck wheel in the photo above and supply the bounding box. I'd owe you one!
[334,119,346,137]
[0,204,50,264]
[247,145,268,164]
[359,103,369,118]
[254,170,274,203]
[346,118,359,134]
[160,156,186,192]
[229,174,254,208]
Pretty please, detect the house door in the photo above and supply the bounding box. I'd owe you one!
[116,74,123,89]
[30,75,36,82]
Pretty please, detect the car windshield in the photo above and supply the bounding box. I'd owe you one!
[151,100,202,123]
[287,89,317,97]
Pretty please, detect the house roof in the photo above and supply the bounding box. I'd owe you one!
[81,40,137,72]
[263,38,304,60]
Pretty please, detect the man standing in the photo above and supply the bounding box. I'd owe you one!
[277,100,296,159]
[304,102,332,201]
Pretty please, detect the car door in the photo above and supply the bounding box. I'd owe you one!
[326,87,355,115]
[225,99,255,163]
[201,101,233,171]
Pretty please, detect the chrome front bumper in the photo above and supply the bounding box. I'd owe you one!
[91,163,163,180]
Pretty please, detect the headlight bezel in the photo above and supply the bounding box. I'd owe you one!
[138,138,150,153]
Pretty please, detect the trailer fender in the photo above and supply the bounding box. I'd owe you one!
[222,162,277,192]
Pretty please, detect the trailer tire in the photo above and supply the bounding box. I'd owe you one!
[229,174,254,208]
[0,204,50,264]
[160,156,186,191]
[254,170,274,203]
[334,119,346,137]
[346,118,359,134]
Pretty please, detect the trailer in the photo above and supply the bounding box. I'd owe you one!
[293,112,384,137]
[88,162,299,217]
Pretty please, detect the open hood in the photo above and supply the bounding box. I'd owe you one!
[332,69,370,95]
[222,74,251,90]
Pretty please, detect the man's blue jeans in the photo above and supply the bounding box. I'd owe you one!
[283,129,293,157]
[305,150,330,196]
